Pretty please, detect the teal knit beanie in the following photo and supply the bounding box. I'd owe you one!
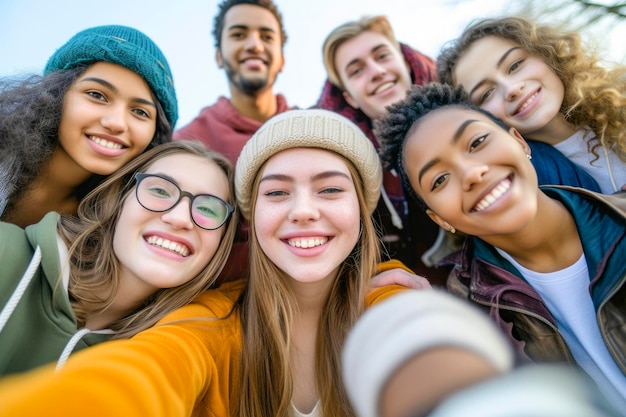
[44,25,178,127]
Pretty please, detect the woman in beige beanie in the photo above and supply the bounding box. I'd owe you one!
[0,109,422,417]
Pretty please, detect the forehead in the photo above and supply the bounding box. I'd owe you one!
[262,147,351,173]
[335,30,396,65]
[223,4,280,32]
[144,153,228,192]
[405,107,495,152]
[454,36,520,81]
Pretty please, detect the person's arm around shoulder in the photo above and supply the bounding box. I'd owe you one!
[370,259,432,292]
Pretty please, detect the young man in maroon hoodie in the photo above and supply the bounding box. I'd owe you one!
[175,0,292,282]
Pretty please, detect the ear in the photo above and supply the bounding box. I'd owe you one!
[508,127,531,156]
[278,52,285,74]
[426,209,454,232]
[216,49,224,69]
[342,90,360,110]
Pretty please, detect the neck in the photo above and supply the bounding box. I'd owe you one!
[526,116,576,145]
[484,193,582,272]
[85,274,154,331]
[229,87,279,122]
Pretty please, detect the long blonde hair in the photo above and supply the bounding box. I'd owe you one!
[57,140,238,338]
[237,156,381,417]
[437,16,626,162]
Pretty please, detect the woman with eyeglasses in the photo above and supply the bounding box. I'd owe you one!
[0,109,426,417]
[0,140,237,376]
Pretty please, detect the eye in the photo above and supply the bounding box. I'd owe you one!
[508,59,523,74]
[431,174,449,191]
[477,88,494,105]
[265,190,288,197]
[320,187,343,194]
[86,90,107,102]
[469,134,487,152]
[348,66,362,77]
[146,185,173,198]
[132,108,151,118]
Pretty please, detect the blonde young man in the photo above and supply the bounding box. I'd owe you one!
[316,15,444,282]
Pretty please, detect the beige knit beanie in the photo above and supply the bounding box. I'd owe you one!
[235,109,382,220]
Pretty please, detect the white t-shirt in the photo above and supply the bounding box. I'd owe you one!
[554,129,626,193]
[496,249,626,410]
[291,400,321,417]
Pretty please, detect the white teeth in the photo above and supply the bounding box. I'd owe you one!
[287,237,328,248]
[474,179,511,212]
[373,82,394,95]
[518,92,538,113]
[146,235,190,257]
[89,136,123,149]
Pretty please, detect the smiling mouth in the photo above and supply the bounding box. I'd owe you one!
[287,237,328,248]
[372,81,394,95]
[514,91,539,115]
[146,235,191,257]
[473,178,512,212]
[89,135,124,150]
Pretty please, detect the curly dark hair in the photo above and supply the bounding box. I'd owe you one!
[212,0,288,49]
[437,16,626,163]
[0,66,172,218]
[375,82,509,209]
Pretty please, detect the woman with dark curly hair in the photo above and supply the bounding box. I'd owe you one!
[0,24,178,227]
[375,82,626,411]
[437,16,625,194]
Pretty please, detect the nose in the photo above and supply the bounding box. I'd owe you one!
[504,80,524,102]
[461,162,489,191]
[367,59,386,81]
[244,32,263,53]
[160,197,194,230]
[287,193,320,223]
[101,104,128,134]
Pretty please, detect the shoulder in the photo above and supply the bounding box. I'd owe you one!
[366,285,408,307]
[157,280,245,324]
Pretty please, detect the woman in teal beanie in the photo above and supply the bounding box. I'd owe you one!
[0,25,178,228]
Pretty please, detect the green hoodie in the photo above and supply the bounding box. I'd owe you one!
[0,212,111,376]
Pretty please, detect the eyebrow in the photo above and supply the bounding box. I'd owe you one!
[416,119,478,185]
[78,76,155,107]
[467,47,521,99]
[344,44,388,71]
[227,24,277,34]
[260,170,351,184]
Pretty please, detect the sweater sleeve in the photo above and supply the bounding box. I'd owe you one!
[0,284,244,417]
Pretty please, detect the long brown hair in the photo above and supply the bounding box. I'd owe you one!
[237,155,380,417]
[437,16,626,162]
[57,140,238,338]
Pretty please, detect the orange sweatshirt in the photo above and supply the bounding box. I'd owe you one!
[0,261,410,417]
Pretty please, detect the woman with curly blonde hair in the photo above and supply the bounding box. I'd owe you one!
[437,16,626,193]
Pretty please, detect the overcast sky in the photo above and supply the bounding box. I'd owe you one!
[1,0,623,128]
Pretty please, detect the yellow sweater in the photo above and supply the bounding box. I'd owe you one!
[0,261,409,417]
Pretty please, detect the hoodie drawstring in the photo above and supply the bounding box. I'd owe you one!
[0,246,42,334]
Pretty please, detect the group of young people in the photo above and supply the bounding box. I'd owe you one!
[0,0,624,416]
